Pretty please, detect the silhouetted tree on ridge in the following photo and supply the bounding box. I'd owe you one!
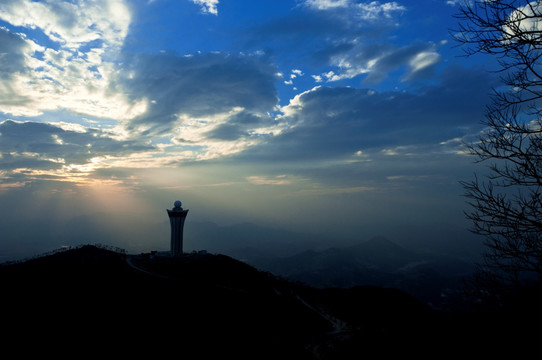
[454,0,542,302]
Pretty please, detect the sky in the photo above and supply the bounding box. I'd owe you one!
[0,0,499,261]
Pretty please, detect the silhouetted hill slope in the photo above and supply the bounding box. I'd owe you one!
[0,245,440,357]
[1,245,539,358]
[1,246,323,358]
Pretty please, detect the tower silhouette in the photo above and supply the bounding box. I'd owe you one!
[167,200,189,257]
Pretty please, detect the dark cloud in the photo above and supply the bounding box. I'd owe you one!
[243,9,392,72]
[117,52,279,135]
[247,2,399,47]
[365,42,440,83]
[0,120,155,171]
[242,66,494,161]
[241,4,440,84]
[204,111,274,141]
[0,28,27,76]
[0,28,32,109]
[302,38,442,84]
[205,123,247,141]
[246,10,350,54]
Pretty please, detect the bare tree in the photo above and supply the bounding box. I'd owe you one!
[454,1,542,295]
[455,1,542,112]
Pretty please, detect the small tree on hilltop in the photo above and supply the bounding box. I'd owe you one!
[454,0,542,302]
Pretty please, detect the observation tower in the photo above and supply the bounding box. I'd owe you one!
[167,200,189,257]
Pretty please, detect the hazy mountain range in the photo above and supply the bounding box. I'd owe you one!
[2,215,478,309]
[183,222,476,309]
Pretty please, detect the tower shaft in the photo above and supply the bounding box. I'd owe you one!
[167,208,188,257]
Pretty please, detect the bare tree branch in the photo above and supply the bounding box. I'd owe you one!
[454,1,542,296]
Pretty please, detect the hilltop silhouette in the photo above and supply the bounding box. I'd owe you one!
[1,245,539,358]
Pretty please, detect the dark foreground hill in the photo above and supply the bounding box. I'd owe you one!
[0,245,539,358]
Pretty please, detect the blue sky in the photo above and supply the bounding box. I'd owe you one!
[0,0,498,259]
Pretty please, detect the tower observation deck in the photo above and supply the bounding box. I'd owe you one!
[167,200,189,257]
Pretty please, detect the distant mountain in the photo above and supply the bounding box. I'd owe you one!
[0,215,475,311]
[251,236,475,309]
[182,223,477,309]
[184,221,338,258]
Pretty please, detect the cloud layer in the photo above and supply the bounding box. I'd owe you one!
[244,66,493,163]
[0,120,154,186]
[0,0,493,182]
[192,0,219,15]
[119,52,279,132]
[0,0,134,118]
[0,0,497,261]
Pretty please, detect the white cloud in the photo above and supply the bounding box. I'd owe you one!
[356,1,406,20]
[247,175,293,185]
[503,2,542,44]
[0,0,130,49]
[409,51,441,74]
[192,0,219,15]
[304,0,350,10]
[167,107,285,161]
[2,43,283,165]
[315,41,442,83]
[312,75,324,82]
[305,0,406,19]
[0,119,155,184]
[0,0,138,120]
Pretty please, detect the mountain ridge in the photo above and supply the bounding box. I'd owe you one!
[250,236,474,309]
[0,244,477,358]
[2,244,540,357]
